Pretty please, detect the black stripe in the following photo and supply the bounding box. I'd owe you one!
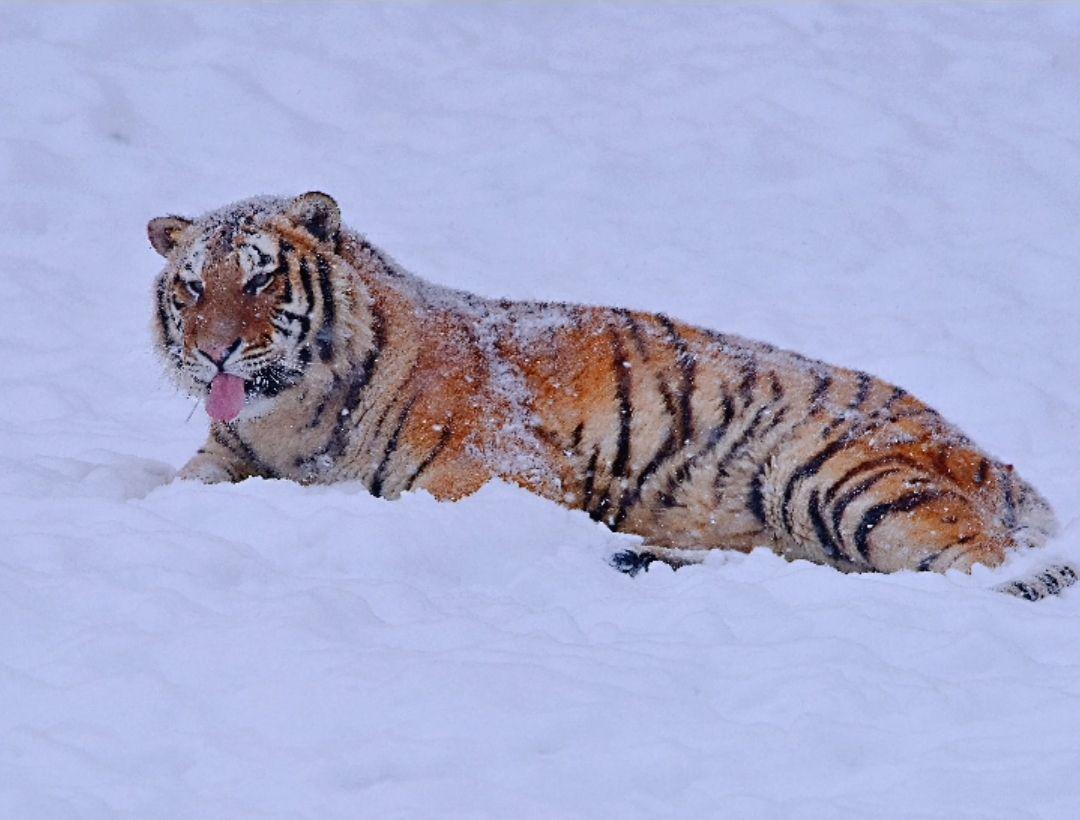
[621,310,649,359]
[745,373,842,523]
[353,234,395,272]
[1039,571,1063,595]
[610,329,632,480]
[196,446,241,482]
[657,490,685,509]
[592,493,612,525]
[714,405,783,485]
[658,314,695,443]
[823,454,924,504]
[973,458,989,486]
[591,320,633,523]
[829,468,902,546]
[809,490,844,561]
[747,464,768,525]
[1006,581,1038,601]
[1001,467,1017,529]
[917,552,941,572]
[365,397,401,458]
[581,447,600,514]
[568,423,584,451]
[719,393,735,429]
[883,386,907,412]
[657,400,736,509]
[213,426,275,478]
[853,490,948,561]
[369,398,416,498]
[318,306,385,461]
[276,309,311,343]
[809,373,832,411]
[155,278,176,356]
[306,375,339,429]
[678,354,695,444]
[278,258,293,303]
[738,354,757,406]
[315,255,336,362]
[651,380,741,512]
[850,372,872,410]
[780,430,855,533]
[612,432,677,531]
[402,425,453,492]
[658,424,725,508]
[769,372,783,403]
[657,380,678,420]
[610,315,699,530]
[297,252,315,308]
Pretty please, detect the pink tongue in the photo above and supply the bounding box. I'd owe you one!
[206,374,246,422]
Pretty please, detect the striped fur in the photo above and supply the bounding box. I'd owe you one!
[149,192,1065,594]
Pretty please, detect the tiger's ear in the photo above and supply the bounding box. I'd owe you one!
[148,216,193,257]
[287,191,340,243]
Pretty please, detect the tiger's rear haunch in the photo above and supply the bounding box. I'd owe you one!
[149,192,1069,599]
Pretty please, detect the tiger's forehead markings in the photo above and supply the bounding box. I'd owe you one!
[187,196,294,262]
[194,195,293,232]
[198,227,234,258]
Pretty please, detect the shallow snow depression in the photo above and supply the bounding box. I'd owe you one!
[3,4,1080,818]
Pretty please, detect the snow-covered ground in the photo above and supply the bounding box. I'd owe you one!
[4,3,1080,817]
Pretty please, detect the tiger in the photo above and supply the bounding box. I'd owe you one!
[149,192,1072,600]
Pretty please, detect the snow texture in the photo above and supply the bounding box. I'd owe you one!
[3,3,1080,818]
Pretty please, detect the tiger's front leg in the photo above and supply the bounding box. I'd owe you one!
[176,431,257,484]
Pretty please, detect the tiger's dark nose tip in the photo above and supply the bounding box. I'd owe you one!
[200,338,242,368]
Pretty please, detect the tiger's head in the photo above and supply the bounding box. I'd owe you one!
[149,191,347,423]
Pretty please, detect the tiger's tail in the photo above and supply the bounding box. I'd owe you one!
[997,564,1077,601]
[994,476,1073,601]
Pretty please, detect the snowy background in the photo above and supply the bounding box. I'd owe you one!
[4,3,1080,817]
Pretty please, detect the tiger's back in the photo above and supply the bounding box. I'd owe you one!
[489,301,1056,574]
[149,192,1059,586]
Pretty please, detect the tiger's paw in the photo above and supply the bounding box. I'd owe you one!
[176,456,236,484]
[609,550,658,577]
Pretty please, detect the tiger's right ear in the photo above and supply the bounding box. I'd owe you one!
[148,216,193,257]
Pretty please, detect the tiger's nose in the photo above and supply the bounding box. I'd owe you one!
[200,338,242,368]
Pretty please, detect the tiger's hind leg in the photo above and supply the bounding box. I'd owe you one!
[772,447,1015,575]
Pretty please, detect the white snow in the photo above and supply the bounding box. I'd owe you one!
[3,4,1080,817]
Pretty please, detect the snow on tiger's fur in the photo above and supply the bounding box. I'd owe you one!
[148,192,1068,597]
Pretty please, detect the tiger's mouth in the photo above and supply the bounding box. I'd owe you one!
[199,362,307,423]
